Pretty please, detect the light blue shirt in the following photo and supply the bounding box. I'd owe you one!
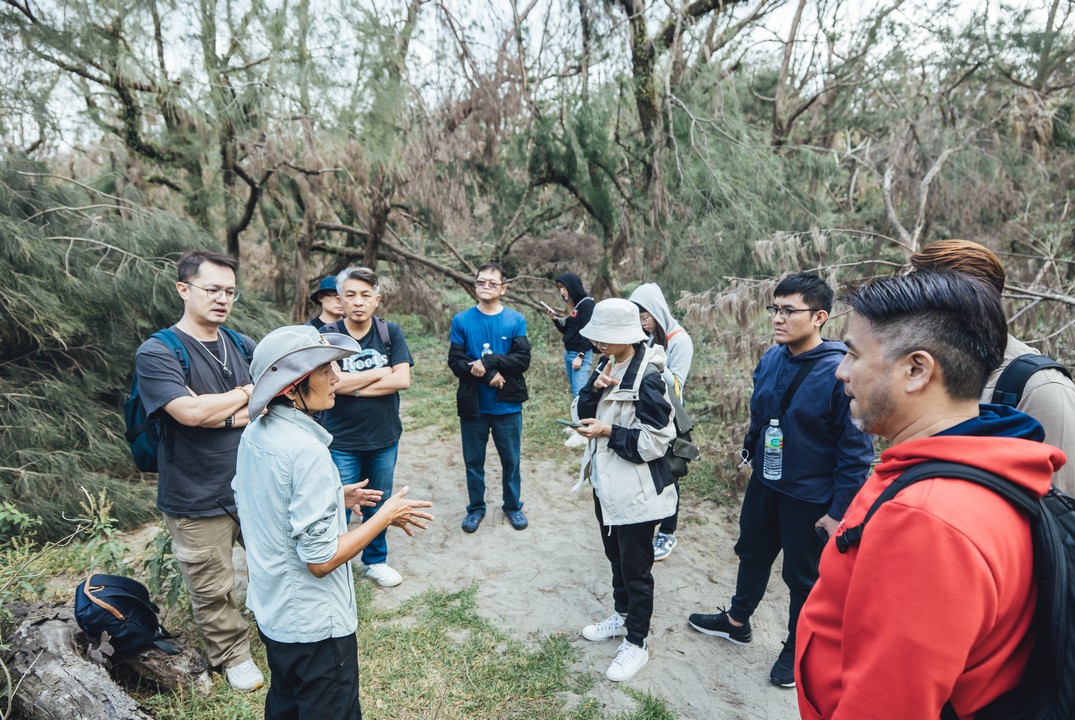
[233,405,357,643]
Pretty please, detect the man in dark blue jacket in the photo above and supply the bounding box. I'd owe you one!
[687,272,874,689]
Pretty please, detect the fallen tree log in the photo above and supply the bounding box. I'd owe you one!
[3,603,211,720]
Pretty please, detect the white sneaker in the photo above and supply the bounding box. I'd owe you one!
[582,613,627,641]
[606,639,648,682]
[363,563,402,588]
[653,532,677,561]
[225,658,265,692]
[564,432,587,448]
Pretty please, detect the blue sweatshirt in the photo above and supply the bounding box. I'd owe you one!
[746,340,874,519]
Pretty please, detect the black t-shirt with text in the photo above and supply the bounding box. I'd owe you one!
[321,320,413,453]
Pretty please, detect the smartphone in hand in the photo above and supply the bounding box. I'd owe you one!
[540,300,558,314]
[555,419,584,428]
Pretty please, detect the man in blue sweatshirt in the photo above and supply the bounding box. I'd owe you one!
[687,272,874,689]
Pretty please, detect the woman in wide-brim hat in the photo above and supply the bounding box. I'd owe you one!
[568,298,678,684]
[232,325,433,718]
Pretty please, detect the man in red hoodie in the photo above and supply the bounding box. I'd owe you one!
[796,271,1065,720]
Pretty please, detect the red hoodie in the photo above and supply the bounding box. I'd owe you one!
[796,434,1064,720]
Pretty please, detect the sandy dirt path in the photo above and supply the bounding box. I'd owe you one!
[376,423,800,720]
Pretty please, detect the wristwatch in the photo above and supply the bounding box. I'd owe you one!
[225,415,234,428]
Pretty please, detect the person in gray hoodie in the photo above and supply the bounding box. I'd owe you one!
[628,283,694,561]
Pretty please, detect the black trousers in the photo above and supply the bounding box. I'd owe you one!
[259,629,362,720]
[593,492,660,646]
[729,474,828,645]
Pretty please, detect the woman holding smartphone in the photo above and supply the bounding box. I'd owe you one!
[570,298,678,683]
[543,272,595,401]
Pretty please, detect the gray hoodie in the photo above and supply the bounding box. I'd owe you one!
[628,283,694,387]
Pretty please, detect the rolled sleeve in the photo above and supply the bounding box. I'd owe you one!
[288,447,342,565]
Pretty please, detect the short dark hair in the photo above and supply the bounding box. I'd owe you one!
[477,262,507,282]
[336,266,380,293]
[177,250,238,283]
[843,271,1006,400]
[774,272,834,313]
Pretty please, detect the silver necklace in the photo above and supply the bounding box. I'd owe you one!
[192,331,232,379]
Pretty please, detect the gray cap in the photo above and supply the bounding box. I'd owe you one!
[248,325,359,418]
[580,298,648,345]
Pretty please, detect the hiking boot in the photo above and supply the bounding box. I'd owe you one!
[461,510,485,533]
[225,659,265,692]
[582,613,628,641]
[363,563,402,588]
[653,532,677,561]
[606,639,648,682]
[687,609,753,645]
[770,640,796,688]
[505,509,529,530]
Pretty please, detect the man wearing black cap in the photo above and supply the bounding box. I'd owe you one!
[306,276,344,330]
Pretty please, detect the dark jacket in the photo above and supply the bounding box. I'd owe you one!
[554,273,595,353]
[447,335,531,418]
[745,340,874,519]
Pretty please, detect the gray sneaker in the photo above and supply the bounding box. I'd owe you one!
[653,532,677,561]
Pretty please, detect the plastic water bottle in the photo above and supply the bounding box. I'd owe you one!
[763,419,783,481]
[481,342,492,357]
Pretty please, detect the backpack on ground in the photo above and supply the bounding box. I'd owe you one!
[643,364,701,479]
[124,327,250,472]
[992,353,1072,407]
[322,317,391,353]
[74,574,176,656]
[835,460,1075,720]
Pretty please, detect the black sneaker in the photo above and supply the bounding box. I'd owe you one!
[687,609,752,645]
[770,640,796,688]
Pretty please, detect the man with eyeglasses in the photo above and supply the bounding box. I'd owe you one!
[134,250,264,692]
[448,262,532,533]
[687,272,873,690]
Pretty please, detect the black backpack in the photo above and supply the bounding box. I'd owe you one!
[643,364,701,479]
[835,460,1075,720]
[74,574,176,656]
[123,327,250,472]
[992,353,1072,407]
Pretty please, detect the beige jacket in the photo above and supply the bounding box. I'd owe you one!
[572,345,679,526]
[981,334,1074,493]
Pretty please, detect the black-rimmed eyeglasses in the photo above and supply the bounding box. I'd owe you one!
[765,305,818,319]
[186,282,240,302]
[474,279,503,289]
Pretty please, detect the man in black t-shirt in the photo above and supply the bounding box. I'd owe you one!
[321,266,414,588]
[134,250,264,693]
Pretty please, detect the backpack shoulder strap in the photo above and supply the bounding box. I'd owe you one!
[644,363,693,434]
[321,320,343,335]
[992,354,1072,406]
[779,357,823,418]
[373,316,392,351]
[836,461,1038,553]
[220,327,254,364]
[149,329,189,378]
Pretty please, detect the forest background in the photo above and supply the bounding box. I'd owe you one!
[0,0,1074,714]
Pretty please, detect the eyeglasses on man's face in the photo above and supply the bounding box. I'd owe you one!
[186,281,240,302]
[765,305,818,319]
[474,279,503,289]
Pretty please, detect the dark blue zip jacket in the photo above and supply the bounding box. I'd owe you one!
[746,340,874,519]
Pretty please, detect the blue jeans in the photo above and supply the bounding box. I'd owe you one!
[563,349,593,398]
[330,445,398,566]
[460,413,523,514]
